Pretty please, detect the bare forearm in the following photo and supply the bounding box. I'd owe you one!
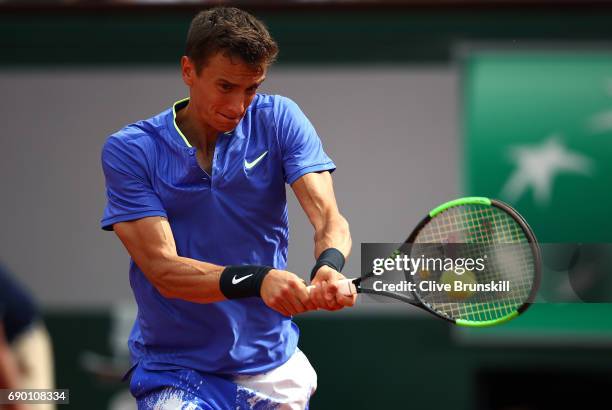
[0,348,20,390]
[0,324,21,391]
[291,172,351,259]
[146,256,226,303]
[0,351,29,410]
[314,213,352,258]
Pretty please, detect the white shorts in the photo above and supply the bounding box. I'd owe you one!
[233,349,317,410]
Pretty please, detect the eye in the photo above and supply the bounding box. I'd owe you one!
[219,83,232,92]
[246,84,260,95]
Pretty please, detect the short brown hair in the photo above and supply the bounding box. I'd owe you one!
[185,7,279,72]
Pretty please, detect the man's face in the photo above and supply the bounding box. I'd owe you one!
[181,52,267,133]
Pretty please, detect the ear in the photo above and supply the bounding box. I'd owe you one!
[181,56,195,87]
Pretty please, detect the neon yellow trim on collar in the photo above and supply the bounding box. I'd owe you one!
[172,98,192,148]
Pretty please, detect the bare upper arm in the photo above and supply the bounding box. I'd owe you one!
[113,216,178,278]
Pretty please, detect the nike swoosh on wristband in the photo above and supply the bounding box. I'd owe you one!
[245,151,268,170]
[232,274,254,285]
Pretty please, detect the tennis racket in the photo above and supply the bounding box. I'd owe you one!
[333,197,541,327]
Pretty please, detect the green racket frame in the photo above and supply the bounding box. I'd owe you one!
[350,196,541,327]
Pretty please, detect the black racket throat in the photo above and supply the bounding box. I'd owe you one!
[355,284,456,323]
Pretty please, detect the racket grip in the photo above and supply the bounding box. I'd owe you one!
[336,279,357,295]
[306,279,357,296]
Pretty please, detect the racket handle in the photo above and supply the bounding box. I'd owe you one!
[306,279,357,296]
[336,279,357,295]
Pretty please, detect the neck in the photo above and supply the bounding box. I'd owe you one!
[176,101,218,150]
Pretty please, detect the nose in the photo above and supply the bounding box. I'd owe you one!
[224,95,245,118]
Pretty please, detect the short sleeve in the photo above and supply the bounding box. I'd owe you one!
[100,135,167,231]
[274,96,336,185]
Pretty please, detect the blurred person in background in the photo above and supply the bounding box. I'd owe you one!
[0,265,55,410]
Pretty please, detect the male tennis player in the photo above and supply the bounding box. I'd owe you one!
[101,7,354,409]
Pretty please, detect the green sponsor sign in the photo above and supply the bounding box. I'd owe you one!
[462,49,612,342]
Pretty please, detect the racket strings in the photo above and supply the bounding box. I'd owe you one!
[410,204,536,322]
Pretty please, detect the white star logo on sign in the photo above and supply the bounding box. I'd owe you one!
[500,135,594,206]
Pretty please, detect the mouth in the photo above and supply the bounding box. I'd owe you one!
[218,112,240,122]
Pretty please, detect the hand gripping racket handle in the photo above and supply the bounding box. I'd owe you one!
[306,279,358,295]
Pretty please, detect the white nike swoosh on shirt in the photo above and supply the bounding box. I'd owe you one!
[245,151,268,170]
[232,274,253,285]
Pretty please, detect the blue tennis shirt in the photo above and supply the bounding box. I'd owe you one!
[101,95,335,375]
